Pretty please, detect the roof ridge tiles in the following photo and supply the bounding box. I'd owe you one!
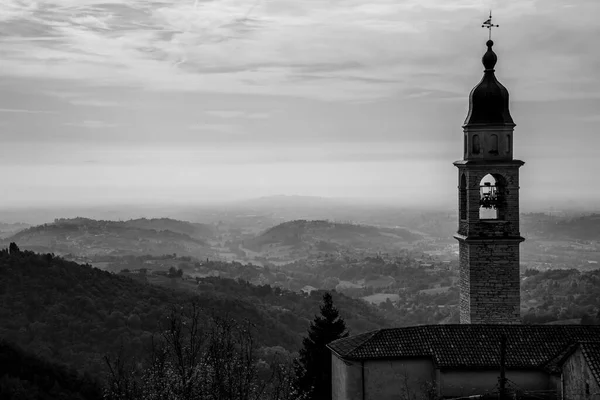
[329,325,600,370]
[347,329,384,359]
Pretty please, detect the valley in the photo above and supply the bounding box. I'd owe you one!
[1,200,600,399]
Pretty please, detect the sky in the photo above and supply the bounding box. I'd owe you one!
[1,0,599,210]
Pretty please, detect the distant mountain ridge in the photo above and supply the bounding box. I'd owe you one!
[243,219,422,256]
[522,213,600,240]
[2,217,216,258]
[0,222,30,239]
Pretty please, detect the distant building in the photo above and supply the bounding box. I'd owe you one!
[329,29,596,400]
[300,285,318,295]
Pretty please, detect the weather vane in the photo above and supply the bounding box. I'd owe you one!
[481,10,499,40]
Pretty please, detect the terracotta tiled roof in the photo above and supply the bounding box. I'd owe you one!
[327,324,600,369]
[540,342,578,374]
[580,342,600,385]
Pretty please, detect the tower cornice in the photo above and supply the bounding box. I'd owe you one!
[453,160,525,168]
[454,234,525,243]
[463,124,515,131]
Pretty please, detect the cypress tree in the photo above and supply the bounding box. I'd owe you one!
[296,292,349,400]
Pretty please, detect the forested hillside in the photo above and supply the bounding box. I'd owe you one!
[242,219,422,262]
[0,246,391,378]
[0,339,104,399]
[521,268,600,324]
[0,222,30,239]
[522,213,600,240]
[2,217,216,259]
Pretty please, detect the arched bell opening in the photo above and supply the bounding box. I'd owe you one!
[479,173,506,220]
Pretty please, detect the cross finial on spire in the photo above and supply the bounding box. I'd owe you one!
[481,10,499,40]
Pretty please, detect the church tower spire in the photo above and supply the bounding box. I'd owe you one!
[454,35,525,324]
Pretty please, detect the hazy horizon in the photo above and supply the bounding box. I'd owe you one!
[1,0,599,210]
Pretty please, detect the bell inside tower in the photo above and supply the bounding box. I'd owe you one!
[479,174,500,220]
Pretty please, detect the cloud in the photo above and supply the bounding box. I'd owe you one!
[41,90,123,106]
[187,123,244,135]
[69,99,123,107]
[0,108,54,114]
[64,120,122,129]
[205,110,272,119]
[581,114,600,123]
[0,0,598,102]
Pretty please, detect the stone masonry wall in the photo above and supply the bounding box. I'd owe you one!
[562,347,600,400]
[460,241,521,324]
[456,160,524,324]
[459,241,471,323]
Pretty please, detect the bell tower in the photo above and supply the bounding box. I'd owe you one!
[454,39,525,324]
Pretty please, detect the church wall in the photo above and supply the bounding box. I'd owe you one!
[331,354,363,400]
[362,358,435,400]
[561,348,600,400]
[438,369,550,397]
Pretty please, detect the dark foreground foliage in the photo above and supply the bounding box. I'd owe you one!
[0,247,299,377]
[103,301,303,400]
[0,339,103,400]
[295,293,349,400]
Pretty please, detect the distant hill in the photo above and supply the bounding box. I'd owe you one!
[2,217,216,259]
[243,220,422,258]
[118,217,215,238]
[521,268,600,324]
[522,213,600,241]
[0,248,392,378]
[0,222,30,239]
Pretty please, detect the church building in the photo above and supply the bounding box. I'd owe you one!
[328,34,600,400]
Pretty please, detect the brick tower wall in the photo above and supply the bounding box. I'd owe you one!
[456,162,524,324]
[459,240,521,324]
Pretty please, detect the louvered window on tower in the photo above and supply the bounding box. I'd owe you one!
[459,174,467,220]
[490,134,498,154]
[472,134,481,154]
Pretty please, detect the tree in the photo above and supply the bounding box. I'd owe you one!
[295,292,349,400]
[104,300,300,400]
[167,266,183,278]
[9,242,20,255]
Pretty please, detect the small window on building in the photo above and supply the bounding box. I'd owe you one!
[506,134,511,154]
[586,382,590,396]
[489,134,498,154]
[472,135,480,154]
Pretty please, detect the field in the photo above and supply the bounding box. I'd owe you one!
[362,293,400,305]
[418,286,451,295]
